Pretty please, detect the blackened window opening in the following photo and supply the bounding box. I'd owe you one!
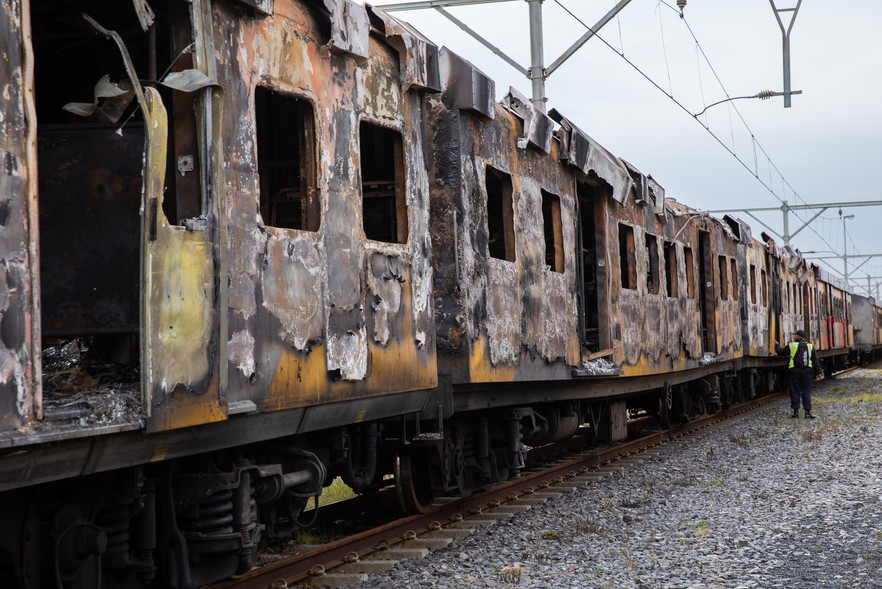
[719,255,729,301]
[761,269,768,306]
[646,234,659,294]
[730,259,738,301]
[256,87,319,231]
[618,224,636,290]
[541,190,564,273]
[684,247,695,299]
[664,242,678,297]
[360,121,407,243]
[750,265,757,304]
[486,167,516,261]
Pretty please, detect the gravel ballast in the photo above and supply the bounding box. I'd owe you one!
[357,367,882,588]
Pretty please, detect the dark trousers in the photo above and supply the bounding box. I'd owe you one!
[789,369,813,412]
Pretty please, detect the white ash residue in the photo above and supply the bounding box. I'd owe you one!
[355,368,882,589]
[413,432,444,441]
[39,338,143,429]
[42,338,88,372]
[579,358,623,376]
[41,388,141,428]
[699,352,720,365]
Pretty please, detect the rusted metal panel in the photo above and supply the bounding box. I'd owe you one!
[0,0,38,432]
[439,47,495,119]
[232,0,275,16]
[427,97,578,384]
[501,87,553,154]
[369,7,441,92]
[852,294,875,351]
[549,109,632,205]
[623,160,665,215]
[740,236,772,357]
[777,248,807,350]
[140,86,225,432]
[96,0,227,432]
[315,0,370,61]
[605,197,743,377]
[218,1,436,412]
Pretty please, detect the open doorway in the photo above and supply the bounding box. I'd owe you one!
[697,231,717,353]
[32,1,197,422]
[576,182,607,352]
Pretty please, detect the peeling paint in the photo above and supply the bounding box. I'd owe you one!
[366,253,404,346]
[261,233,324,351]
[0,0,35,431]
[218,0,436,402]
[229,329,256,378]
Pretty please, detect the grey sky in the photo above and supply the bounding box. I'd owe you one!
[370,0,882,295]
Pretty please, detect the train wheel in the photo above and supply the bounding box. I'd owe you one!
[394,450,434,515]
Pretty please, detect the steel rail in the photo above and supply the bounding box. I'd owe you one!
[211,392,784,589]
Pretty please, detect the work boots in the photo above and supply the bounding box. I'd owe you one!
[804,411,816,419]
[790,409,799,419]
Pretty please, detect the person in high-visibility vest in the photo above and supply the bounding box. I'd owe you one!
[775,329,822,419]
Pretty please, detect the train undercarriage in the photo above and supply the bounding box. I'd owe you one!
[0,360,802,589]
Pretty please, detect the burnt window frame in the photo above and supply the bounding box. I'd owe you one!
[618,223,637,290]
[718,255,729,301]
[541,189,565,273]
[254,86,320,232]
[359,119,408,244]
[730,258,738,301]
[485,165,516,262]
[683,246,696,299]
[664,241,678,298]
[646,233,660,295]
[761,269,768,306]
[750,264,757,304]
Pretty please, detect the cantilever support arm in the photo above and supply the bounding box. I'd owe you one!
[434,7,527,75]
[741,211,783,241]
[787,207,827,241]
[546,0,634,76]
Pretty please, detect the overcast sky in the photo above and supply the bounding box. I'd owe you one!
[370,0,882,295]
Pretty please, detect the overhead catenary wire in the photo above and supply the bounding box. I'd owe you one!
[552,0,844,260]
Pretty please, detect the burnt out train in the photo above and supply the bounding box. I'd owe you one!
[1,1,880,587]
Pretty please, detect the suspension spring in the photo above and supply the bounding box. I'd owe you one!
[179,489,235,537]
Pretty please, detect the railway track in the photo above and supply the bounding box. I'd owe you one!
[210,391,785,589]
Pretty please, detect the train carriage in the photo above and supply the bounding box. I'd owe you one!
[816,269,853,371]
[852,293,882,362]
[0,1,877,587]
[739,233,775,358]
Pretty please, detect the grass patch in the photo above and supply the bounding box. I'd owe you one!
[540,530,559,540]
[498,565,523,584]
[814,393,882,405]
[731,434,751,447]
[575,520,606,537]
[864,549,882,563]
[691,520,710,536]
[305,477,357,510]
[620,498,644,509]
[297,528,336,545]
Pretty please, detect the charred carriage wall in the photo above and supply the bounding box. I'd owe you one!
[216,0,437,416]
[0,1,37,431]
[427,91,578,385]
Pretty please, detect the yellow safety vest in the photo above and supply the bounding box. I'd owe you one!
[788,341,813,369]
